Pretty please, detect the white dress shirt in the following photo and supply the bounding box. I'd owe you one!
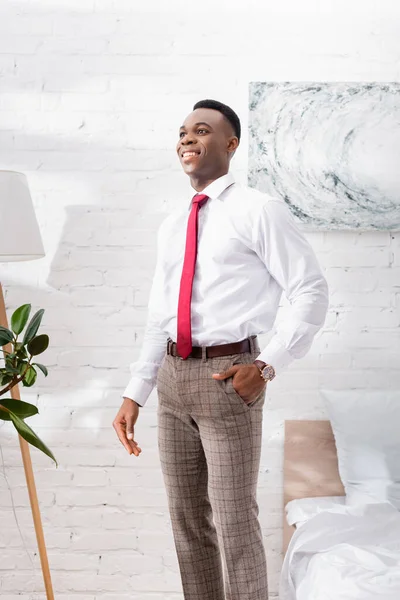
[123,172,329,407]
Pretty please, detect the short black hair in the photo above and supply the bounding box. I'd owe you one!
[192,99,241,141]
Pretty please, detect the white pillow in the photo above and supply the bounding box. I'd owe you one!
[321,389,400,509]
[285,496,346,527]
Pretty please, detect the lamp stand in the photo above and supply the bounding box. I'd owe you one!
[0,282,54,599]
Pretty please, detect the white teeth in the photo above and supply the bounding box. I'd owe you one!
[183,151,198,157]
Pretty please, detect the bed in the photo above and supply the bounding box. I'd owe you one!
[280,419,400,600]
[283,420,344,553]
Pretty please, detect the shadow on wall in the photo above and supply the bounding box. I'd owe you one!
[0,1,194,446]
[2,203,168,456]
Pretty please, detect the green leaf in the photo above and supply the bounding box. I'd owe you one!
[22,309,45,346]
[33,363,48,377]
[0,326,14,347]
[0,373,14,386]
[0,405,11,420]
[11,304,31,336]
[15,343,28,359]
[22,365,37,387]
[0,398,38,420]
[8,411,57,466]
[17,361,29,376]
[3,366,20,375]
[27,334,49,356]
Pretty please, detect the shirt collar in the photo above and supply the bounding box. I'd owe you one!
[187,172,235,210]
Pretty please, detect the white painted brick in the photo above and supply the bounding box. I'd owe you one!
[133,288,152,306]
[108,36,174,56]
[0,56,16,72]
[44,506,103,528]
[3,465,70,489]
[67,286,133,306]
[323,329,400,350]
[41,37,109,55]
[0,36,44,54]
[325,267,380,291]
[107,467,164,489]
[318,352,352,369]
[352,350,400,369]
[0,550,44,571]
[55,247,155,269]
[49,269,104,288]
[70,325,136,346]
[5,15,55,35]
[318,368,400,389]
[329,290,393,307]
[0,488,55,509]
[43,76,109,93]
[391,234,400,265]
[319,248,391,267]
[91,227,157,246]
[70,469,109,487]
[338,306,400,329]
[100,595,182,600]
[354,231,392,246]
[374,267,400,288]
[36,150,107,171]
[52,14,119,37]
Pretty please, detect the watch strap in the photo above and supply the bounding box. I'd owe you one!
[253,359,276,381]
[253,359,267,370]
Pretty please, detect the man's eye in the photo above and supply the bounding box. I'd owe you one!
[198,129,208,134]
[179,132,185,138]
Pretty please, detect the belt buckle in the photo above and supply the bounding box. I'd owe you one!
[168,339,184,359]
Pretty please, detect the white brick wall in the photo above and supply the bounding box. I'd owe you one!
[0,1,399,598]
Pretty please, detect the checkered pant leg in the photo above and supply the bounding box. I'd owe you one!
[156,338,268,600]
[158,403,225,600]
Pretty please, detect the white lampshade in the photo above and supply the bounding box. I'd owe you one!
[0,170,45,262]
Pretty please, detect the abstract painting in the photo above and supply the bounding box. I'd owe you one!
[248,82,400,230]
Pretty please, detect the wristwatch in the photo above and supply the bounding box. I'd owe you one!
[253,360,276,382]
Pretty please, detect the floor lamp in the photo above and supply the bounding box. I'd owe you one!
[0,170,54,599]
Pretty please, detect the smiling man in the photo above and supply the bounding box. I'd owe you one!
[113,99,329,600]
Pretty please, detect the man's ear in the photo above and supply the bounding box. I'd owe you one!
[227,136,239,160]
[227,136,239,153]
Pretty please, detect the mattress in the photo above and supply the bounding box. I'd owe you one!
[280,500,400,600]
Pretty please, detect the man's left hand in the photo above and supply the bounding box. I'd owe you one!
[212,364,266,404]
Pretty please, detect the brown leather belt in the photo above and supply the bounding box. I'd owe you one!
[166,336,256,359]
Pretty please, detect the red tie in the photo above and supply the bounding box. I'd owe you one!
[176,193,209,359]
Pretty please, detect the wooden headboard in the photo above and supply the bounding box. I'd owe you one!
[283,420,345,554]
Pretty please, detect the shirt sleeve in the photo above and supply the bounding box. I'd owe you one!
[122,221,169,407]
[253,199,329,375]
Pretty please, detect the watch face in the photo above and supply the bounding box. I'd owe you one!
[262,365,274,380]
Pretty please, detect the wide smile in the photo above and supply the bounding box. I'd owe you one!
[180,149,201,163]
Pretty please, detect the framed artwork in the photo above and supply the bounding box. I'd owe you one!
[248,82,400,230]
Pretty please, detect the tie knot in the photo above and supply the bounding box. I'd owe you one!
[192,193,209,208]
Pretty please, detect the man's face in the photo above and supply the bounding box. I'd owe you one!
[176,108,238,179]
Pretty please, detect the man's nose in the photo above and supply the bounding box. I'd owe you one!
[181,135,195,144]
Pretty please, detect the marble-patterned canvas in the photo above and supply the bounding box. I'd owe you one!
[248,82,400,230]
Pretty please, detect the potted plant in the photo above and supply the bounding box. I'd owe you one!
[0,303,57,465]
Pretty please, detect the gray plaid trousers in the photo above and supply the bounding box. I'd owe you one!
[156,335,268,600]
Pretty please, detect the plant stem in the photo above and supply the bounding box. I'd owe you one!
[0,363,31,397]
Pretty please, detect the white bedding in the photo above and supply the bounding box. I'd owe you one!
[280,501,400,600]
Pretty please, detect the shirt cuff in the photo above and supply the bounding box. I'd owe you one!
[256,337,294,376]
[122,377,154,408]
